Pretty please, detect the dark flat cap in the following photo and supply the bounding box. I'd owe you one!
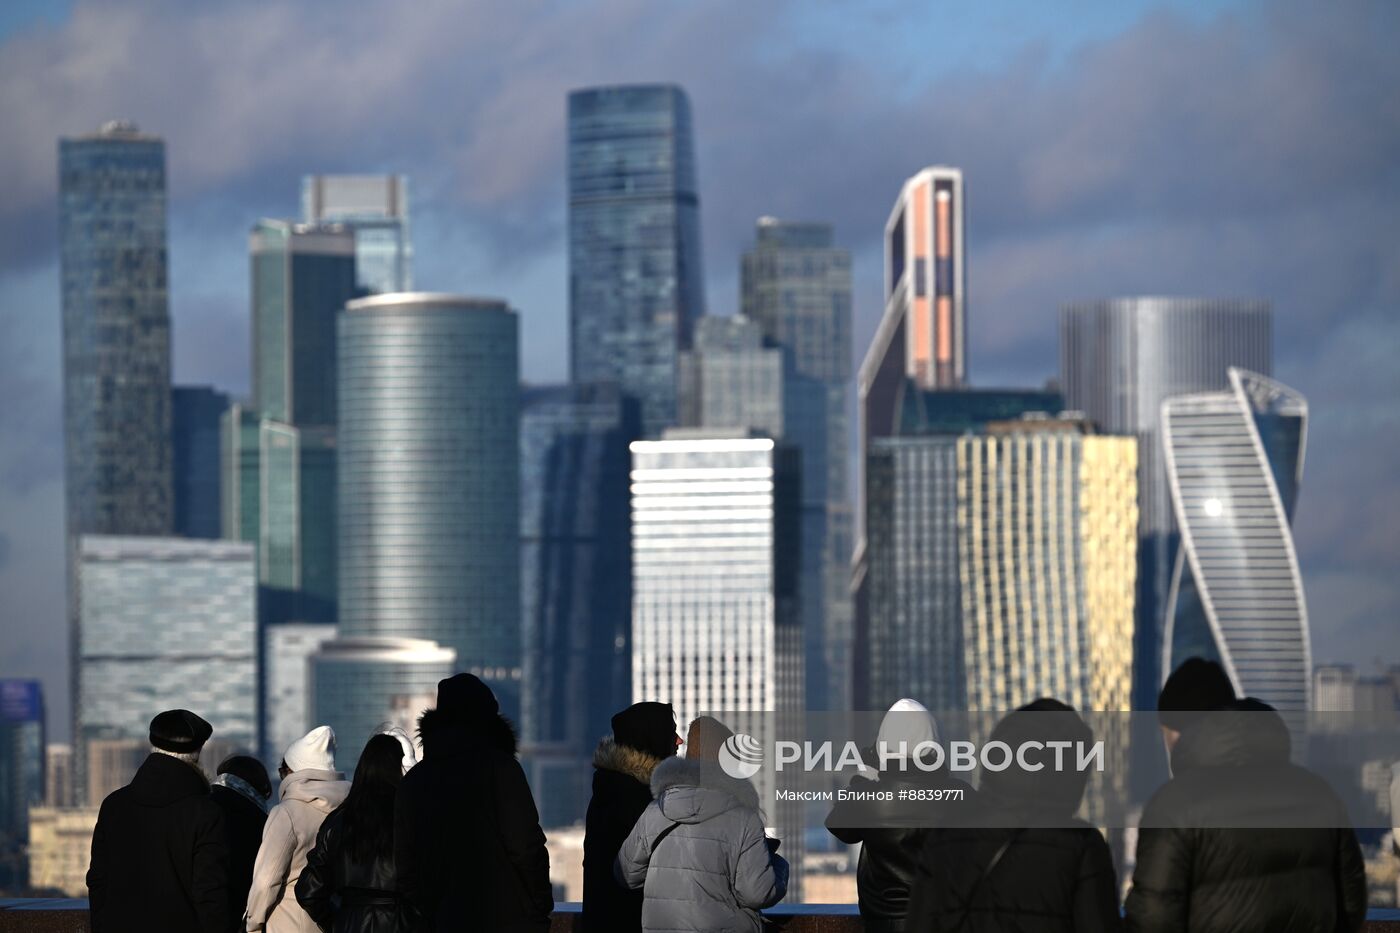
[149,709,212,753]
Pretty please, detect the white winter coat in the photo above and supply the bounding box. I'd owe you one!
[244,768,349,932]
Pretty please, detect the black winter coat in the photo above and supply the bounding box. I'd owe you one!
[87,753,232,933]
[826,769,976,933]
[210,782,267,926]
[581,738,665,933]
[1124,707,1367,933]
[393,709,553,932]
[296,805,418,933]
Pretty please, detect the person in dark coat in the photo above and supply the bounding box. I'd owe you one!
[393,674,553,932]
[582,701,681,933]
[297,734,419,932]
[906,699,1121,933]
[826,699,974,933]
[87,709,232,933]
[212,755,272,927]
[1124,682,1367,932]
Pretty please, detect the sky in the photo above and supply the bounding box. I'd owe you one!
[1,0,1397,737]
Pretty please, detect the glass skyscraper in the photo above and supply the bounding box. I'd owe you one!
[172,386,229,539]
[301,174,413,295]
[519,383,639,827]
[1059,298,1271,709]
[741,218,853,710]
[74,536,257,800]
[0,680,44,873]
[1162,368,1310,710]
[568,85,705,435]
[262,622,336,769]
[314,293,521,754]
[60,121,172,538]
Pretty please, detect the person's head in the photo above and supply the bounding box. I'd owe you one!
[341,734,404,863]
[434,673,499,724]
[876,698,940,772]
[216,755,272,802]
[981,698,1094,817]
[278,760,291,781]
[149,709,212,768]
[683,716,734,763]
[1158,658,1236,754]
[612,702,681,761]
[376,723,418,774]
[283,725,337,775]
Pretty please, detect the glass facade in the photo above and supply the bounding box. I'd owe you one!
[1059,298,1271,708]
[335,294,521,715]
[519,383,639,827]
[262,622,336,769]
[1162,368,1310,711]
[568,85,705,435]
[0,681,44,860]
[172,386,229,539]
[60,122,172,538]
[302,174,413,295]
[74,536,257,801]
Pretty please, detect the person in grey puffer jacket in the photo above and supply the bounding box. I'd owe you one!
[616,716,789,932]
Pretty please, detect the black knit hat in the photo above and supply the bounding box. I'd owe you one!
[217,754,272,799]
[612,702,677,760]
[436,673,499,720]
[149,709,212,754]
[1158,657,1236,731]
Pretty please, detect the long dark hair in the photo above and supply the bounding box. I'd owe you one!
[339,734,403,864]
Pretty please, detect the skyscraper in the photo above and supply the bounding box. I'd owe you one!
[60,121,172,538]
[301,174,413,295]
[1059,298,1271,708]
[568,84,705,435]
[741,218,853,710]
[74,536,257,799]
[1161,368,1310,710]
[0,680,44,876]
[172,386,229,539]
[262,621,336,768]
[519,383,639,827]
[313,293,521,756]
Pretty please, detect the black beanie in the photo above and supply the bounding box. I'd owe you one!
[149,709,212,754]
[1158,657,1236,731]
[612,702,678,761]
[217,754,272,799]
[436,673,499,720]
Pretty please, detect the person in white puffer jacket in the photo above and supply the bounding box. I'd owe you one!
[245,726,350,933]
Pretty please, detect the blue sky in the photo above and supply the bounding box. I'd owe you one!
[1,0,1396,735]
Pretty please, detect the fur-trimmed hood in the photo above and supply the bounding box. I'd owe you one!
[594,736,665,786]
[417,705,519,759]
[650,755,761,824]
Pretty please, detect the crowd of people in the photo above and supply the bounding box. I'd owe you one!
[86,661,1373,932]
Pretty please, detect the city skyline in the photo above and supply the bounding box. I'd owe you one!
[2,0,1398,737]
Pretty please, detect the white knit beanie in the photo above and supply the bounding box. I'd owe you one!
[284,725,336,773]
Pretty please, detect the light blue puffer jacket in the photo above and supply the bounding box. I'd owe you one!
[615,757,788,932]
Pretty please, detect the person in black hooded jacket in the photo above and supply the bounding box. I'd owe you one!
[582,701,681,933]
[393,674,553,932]
[906,699,1121,933]
[297,733,418,932]
[1124,695,1367,933]
[210,754,271,928]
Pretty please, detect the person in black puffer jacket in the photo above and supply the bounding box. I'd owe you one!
[906,699,1121,933]
[582,702,681,933]
[297,734,418,932]
[1124,695,1367,933]
[827,698,974,933]
[210,754,271,928]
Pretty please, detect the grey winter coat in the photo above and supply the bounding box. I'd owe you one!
[616,756,788,933]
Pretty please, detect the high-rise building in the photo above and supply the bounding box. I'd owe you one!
[1060,298,1271,709]
[741,217,853,710]
[74,536,257,799]
[262,622,337,768]
[856,389,1061,712]
[1161,367,1310,710]
[0,681,44,856]
[302,174,413,295]
[83,738,146,806]
[27,806,99,897]
[172,386,229,539]
[44,745,73,809]
[59,121,173,540]
[568,84,705,435]
[519,383,639,828]
[313,293,520,759]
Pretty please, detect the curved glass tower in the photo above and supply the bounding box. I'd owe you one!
[1161,368,1310,711]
